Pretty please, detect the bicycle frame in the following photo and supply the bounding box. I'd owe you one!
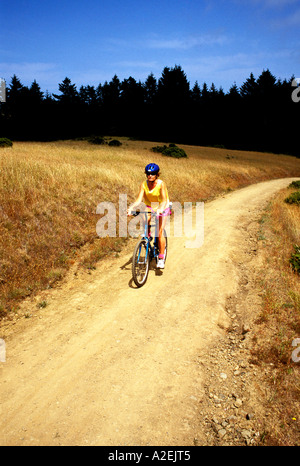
[131,210,169,287]
[134,211,160,262]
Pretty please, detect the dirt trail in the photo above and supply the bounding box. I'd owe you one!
[0,178,298,446]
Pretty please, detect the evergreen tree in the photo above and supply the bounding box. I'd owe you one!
[240,72,257,99]
[157,65,190,106]
[52,78,81,138]
[228,82,240,100]
[256,69,277,97]
[5,76,30,139]
[256,69,283,152]
[79,85,98,106]
[201,82,209,103]
[120,76,143,106]
[7,75,25,105]
[101,75,121,134]
[119,77,145,136]
[101,75,121,108]
[191,81,201,103]
[143,73,157,105]
[0,66,298,155]
[209,82,218,98]
[156,65,191,141]
[53,77,79,104]
[29,80,44,104]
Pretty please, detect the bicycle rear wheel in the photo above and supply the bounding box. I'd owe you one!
[132,239,150,287]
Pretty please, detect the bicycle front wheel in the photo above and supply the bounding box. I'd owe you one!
[132,239,150,287]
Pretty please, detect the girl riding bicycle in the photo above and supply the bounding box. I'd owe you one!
[127,163,171,269]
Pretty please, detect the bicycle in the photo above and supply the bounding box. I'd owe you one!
[131,208,171,287]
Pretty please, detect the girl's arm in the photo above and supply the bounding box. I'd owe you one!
[157,181,168,214]
[127,182,145,215]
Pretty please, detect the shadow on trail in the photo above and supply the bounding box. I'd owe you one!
[120,256,164,288]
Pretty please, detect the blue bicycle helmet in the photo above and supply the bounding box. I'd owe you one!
[145,163,160,175]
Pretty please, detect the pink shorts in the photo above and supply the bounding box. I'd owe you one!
[146,206,172,217]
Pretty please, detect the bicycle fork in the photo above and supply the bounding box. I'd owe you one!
[137,239,151,264]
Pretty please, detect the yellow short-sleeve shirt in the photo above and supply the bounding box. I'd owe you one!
[143,179,169,208]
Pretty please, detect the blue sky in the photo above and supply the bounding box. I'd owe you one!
[1,0,300,94]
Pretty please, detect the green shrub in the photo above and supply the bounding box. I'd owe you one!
[37,300,47,309]
[289,180,300,189]
[290,245,300,274]
[162,146,187,158]
[151,144,168,153]
[0,138,13,148]
[108,139,122,147]
[151,143,187,158]
[88,136,105,145]
[284,191,300,205]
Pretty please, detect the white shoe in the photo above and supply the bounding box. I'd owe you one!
[157,258,165,269]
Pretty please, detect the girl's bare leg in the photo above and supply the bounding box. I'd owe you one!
[158,215,167,256]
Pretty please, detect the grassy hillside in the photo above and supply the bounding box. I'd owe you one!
[1,138,300,318]
[249,184,300,445]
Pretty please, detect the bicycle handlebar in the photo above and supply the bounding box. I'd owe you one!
[129,211,159,217]
[128,202,172,218]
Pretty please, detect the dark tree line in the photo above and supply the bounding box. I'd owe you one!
[0,65,299,156]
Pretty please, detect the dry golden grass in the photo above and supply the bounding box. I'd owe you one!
[257,188,300,326]
[250,186,300,445]
[0,138,300,318]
